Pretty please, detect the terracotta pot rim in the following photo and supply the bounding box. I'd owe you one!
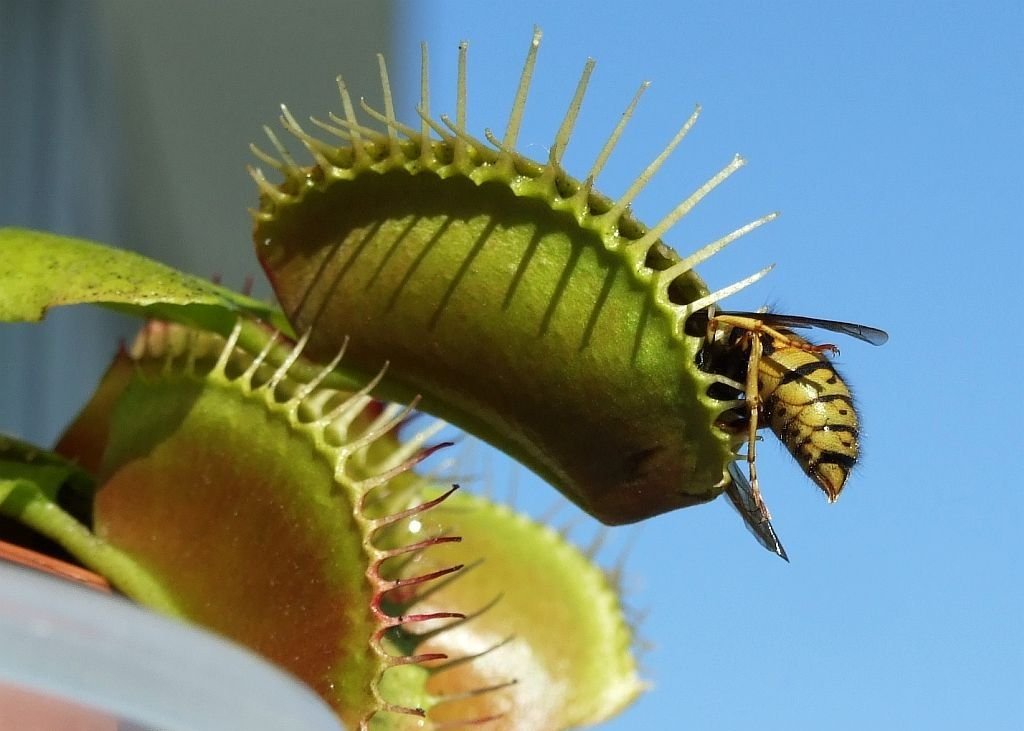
[0,539,111,593]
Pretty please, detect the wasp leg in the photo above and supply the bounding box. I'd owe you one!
[743,330,770,520]
[711,314,839,356]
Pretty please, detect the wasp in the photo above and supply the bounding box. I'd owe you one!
[695,308,888,560]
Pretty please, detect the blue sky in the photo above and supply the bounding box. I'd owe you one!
[395,3,1023,729]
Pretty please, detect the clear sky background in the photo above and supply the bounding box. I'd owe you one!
[392,3,1022,729]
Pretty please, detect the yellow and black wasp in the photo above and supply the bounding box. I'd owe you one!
[696,308,888,560]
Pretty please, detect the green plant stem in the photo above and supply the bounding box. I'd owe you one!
[3,490,184,617]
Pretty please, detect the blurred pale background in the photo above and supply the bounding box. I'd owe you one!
[0,1,393,444]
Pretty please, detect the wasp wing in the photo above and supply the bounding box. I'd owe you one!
[719,311,889,346]
[724,462,789,561]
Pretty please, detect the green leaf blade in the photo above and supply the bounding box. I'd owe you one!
[0,228,291,335]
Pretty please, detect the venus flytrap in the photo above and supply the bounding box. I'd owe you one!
[1,310,642,729]
[252,30,775,527]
